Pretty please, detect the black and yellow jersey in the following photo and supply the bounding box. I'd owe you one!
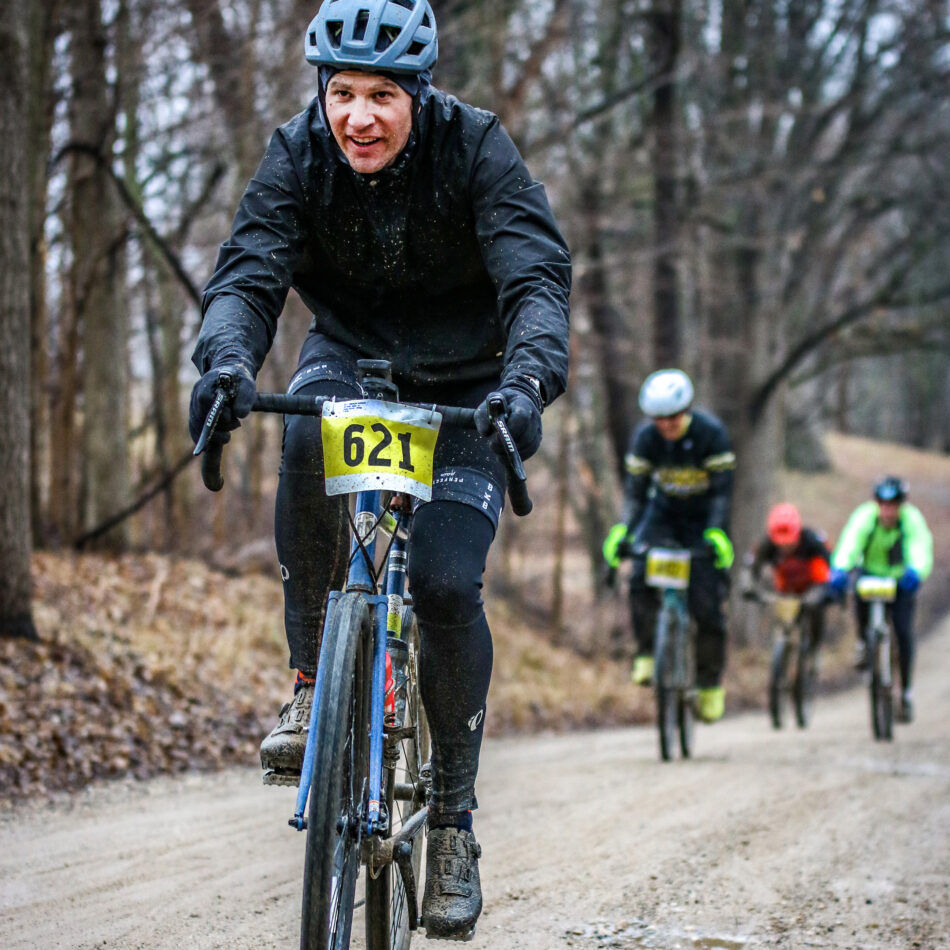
[622,409,735,532]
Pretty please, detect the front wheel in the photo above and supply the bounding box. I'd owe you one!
[654,606,679,762]
[869,627,894,742]
[365,607,430,950]
[793,626,817,729]
[678,620,695,758]
[768,634,789,730]
[300,593,373,950]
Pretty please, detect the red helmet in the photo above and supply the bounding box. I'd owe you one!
[767,503,802,546]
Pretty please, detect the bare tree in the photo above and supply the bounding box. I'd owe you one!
[0,0,38,639]
[67,0,131,551]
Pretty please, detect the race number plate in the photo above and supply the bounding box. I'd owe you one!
[855,575,897,602]
[773,596,801,624]
[645,548,692,589]
[321,399,442,500]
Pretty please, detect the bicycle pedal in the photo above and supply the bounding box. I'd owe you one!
[263,768,301,787]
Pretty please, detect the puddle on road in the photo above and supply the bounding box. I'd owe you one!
[569,920,748,949]
[840,756,950,779]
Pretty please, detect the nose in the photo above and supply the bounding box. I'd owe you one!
[346,96,375,131]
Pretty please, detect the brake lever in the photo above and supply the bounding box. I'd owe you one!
[488,394,532,516]
[193,372,235,457]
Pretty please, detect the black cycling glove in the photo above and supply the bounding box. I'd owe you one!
[188,363,257,447]
[474,375,543,461]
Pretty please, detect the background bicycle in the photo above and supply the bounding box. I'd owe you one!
[751,587,825,730]
[634,544,712,762]
[854,574,899,742]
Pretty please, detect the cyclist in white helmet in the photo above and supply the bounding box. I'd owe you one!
[188,0,571,937]
[603,369,736,723]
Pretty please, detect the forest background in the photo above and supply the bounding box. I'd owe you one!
[1,0,950,793]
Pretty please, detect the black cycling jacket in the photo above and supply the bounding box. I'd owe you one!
[621,409,736,535]
[192,88,571,403]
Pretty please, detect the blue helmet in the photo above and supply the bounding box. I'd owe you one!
[874,476,907,503]
[305,0,438,74]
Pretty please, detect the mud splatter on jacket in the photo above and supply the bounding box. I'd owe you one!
[621,410,735,534]
[192,88,571,403]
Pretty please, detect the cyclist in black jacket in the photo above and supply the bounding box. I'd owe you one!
[187,1,571,938]
[603,369,736,723]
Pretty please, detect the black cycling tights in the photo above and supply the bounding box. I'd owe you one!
[410,501,494,820]
[275,388,495,819]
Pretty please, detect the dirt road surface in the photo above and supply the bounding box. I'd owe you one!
[3,618,950,950]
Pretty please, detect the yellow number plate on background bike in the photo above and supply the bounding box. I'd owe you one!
[855,575,897,602]
[773,596,801,624]
[321,400,442,501]
[645,548,691,589]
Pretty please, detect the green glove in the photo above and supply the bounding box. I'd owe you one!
[602,523,630,568]
[703,527,734,570]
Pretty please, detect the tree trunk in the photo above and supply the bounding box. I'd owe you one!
[0,0,38,639]
[69,0,130,551]
[28,0,59,547]
[647,0,682,368]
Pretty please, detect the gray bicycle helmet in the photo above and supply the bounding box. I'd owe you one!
[305,0,438,74]
[638,369,694,417]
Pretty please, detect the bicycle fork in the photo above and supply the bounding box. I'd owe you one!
[291,489,393,833]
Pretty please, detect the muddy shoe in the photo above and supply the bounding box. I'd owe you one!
[421,827,483,940]
[260,684,313,786]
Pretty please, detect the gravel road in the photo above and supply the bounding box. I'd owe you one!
[3,617,950,950]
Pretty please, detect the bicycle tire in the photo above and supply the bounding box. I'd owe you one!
[300,593,373,950]
[678,620,695,758]
[654,605,678,762]
[365,607,430,950]
[870,626,894,742]
[768,633,789,730]
[793,624,817,729]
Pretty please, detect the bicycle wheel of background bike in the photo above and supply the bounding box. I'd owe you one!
[654,607,678,762]
[793,630,817,729]
[366,607,430,950]
[768,634,789,730]
[677,626,695,758]
[301,593,372,950]
[870,629,894,742]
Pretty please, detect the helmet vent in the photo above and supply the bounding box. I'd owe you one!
[327,20,344,47]
[354,10,369,41]
[407,40,425,56]
[376,24,398,51]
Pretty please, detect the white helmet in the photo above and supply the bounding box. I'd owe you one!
[638,369,694,417]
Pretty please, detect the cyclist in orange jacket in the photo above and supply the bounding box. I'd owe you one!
[744,503,834,650]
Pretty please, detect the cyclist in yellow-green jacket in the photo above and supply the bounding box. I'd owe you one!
[830,476,933,723]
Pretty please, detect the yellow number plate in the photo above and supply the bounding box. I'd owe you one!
[321,400,442,501]
[645,548,692,589]
[855,575,897,602]
[773,596,801,624]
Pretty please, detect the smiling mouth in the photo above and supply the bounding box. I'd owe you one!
[349,136,381,148]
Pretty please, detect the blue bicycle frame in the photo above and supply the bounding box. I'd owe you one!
[290,489,409,835]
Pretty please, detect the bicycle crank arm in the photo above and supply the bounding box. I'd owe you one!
[396,840,421,931]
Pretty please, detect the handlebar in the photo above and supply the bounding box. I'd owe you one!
[195,387,533,516]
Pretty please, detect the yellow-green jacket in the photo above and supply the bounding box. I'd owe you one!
[831,501,933,580]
